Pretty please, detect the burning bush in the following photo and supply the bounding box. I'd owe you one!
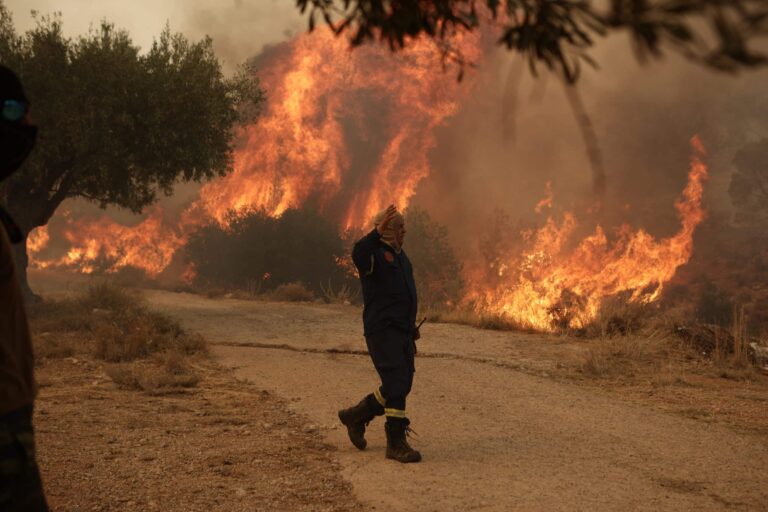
[185,207,350,295]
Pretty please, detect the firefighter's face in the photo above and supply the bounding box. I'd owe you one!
[395,222,406,247]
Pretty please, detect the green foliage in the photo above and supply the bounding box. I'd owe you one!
[403,207,464,308]
[298,0,768,81]
[185,207,349,294]
[0,5,263,228]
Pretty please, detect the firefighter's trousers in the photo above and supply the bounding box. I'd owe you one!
[365,326,415,418]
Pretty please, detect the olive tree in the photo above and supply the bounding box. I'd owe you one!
[0,6,263,296]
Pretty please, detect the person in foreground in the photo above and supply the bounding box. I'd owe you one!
[338,204,422,463]
[0,65,49,510]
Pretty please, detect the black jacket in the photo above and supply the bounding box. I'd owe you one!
[352,229,418,336]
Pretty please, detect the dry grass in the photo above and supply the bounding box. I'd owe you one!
[578,302,765,383]
[29,283,206,393]
[580,336,676,378]
[710,305,758,381]
[424,306,537,333]
[320,279,360,304]
[200,281,317,303]
[105,350,201,395]
[584,299,658,338]
[265,281,315,302]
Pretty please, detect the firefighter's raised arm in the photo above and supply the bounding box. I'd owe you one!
[351,204,397,274]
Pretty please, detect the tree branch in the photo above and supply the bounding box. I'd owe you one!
[562,80,606,205]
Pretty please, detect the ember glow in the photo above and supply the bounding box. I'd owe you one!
[465,137,709,331]
[28,27,480,275]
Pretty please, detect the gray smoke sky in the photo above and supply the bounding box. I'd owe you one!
[4,0,305,72]
[417,40,768,243]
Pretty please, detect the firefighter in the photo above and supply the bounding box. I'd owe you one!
[338,204,421,463]
[0,65,49,510]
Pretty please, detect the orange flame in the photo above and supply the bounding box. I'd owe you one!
[30,208,190,276]
[534,180,553,213]
[29,28,480,275]
[466,136,709,331]
[27,226,50,254]
[198,29,480,231]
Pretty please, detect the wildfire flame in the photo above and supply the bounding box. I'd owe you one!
[28,28,480,275]
[28,208,189,276]
[466,136,709,331]
[26,27,709,333]
[198,29,480,230]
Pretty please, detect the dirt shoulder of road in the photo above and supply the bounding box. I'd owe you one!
[34,353,362,512]
[29,270,768,439]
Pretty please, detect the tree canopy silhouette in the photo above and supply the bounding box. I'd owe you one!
[297,0,768,81]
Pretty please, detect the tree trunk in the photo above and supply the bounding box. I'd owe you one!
[5,187,67,303]
[10,232,39,303]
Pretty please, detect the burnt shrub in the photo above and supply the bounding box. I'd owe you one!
[265,282,316,302]
[695,280,734,327]
[185,207,348,294]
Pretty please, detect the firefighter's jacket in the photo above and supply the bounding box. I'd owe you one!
[0,224,35,416]
[352,229,418,336]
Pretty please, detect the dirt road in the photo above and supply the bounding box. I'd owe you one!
[143,290,768,511]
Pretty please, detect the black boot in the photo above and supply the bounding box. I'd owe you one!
[338,394,383,450]
[385,417,422,463]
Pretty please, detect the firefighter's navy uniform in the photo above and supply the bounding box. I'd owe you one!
[352,228,418,419]
[337,219,422,463]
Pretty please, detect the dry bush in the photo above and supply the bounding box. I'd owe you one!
[710,305,758,381]
[30,283,206,362]
[92,318,147,362]
[105,350,200,395]
[580,336,677,378]
[404,208,464,309]
[320,279,360,304]
[266,282,315,302]
[424,306,536,332]
[29,298,93,334]
[204,287,230,299]
[29,284,206,392]
[81,282,139,311]
[186,207,346,295]
[33,333,76,361]
[584,299,657,338]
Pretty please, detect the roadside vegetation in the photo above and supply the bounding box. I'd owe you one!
[30,283,206,394]
[185,207,349,300]
[63,200,768,389]
[184,206,464,309]
[27,283,361,511]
